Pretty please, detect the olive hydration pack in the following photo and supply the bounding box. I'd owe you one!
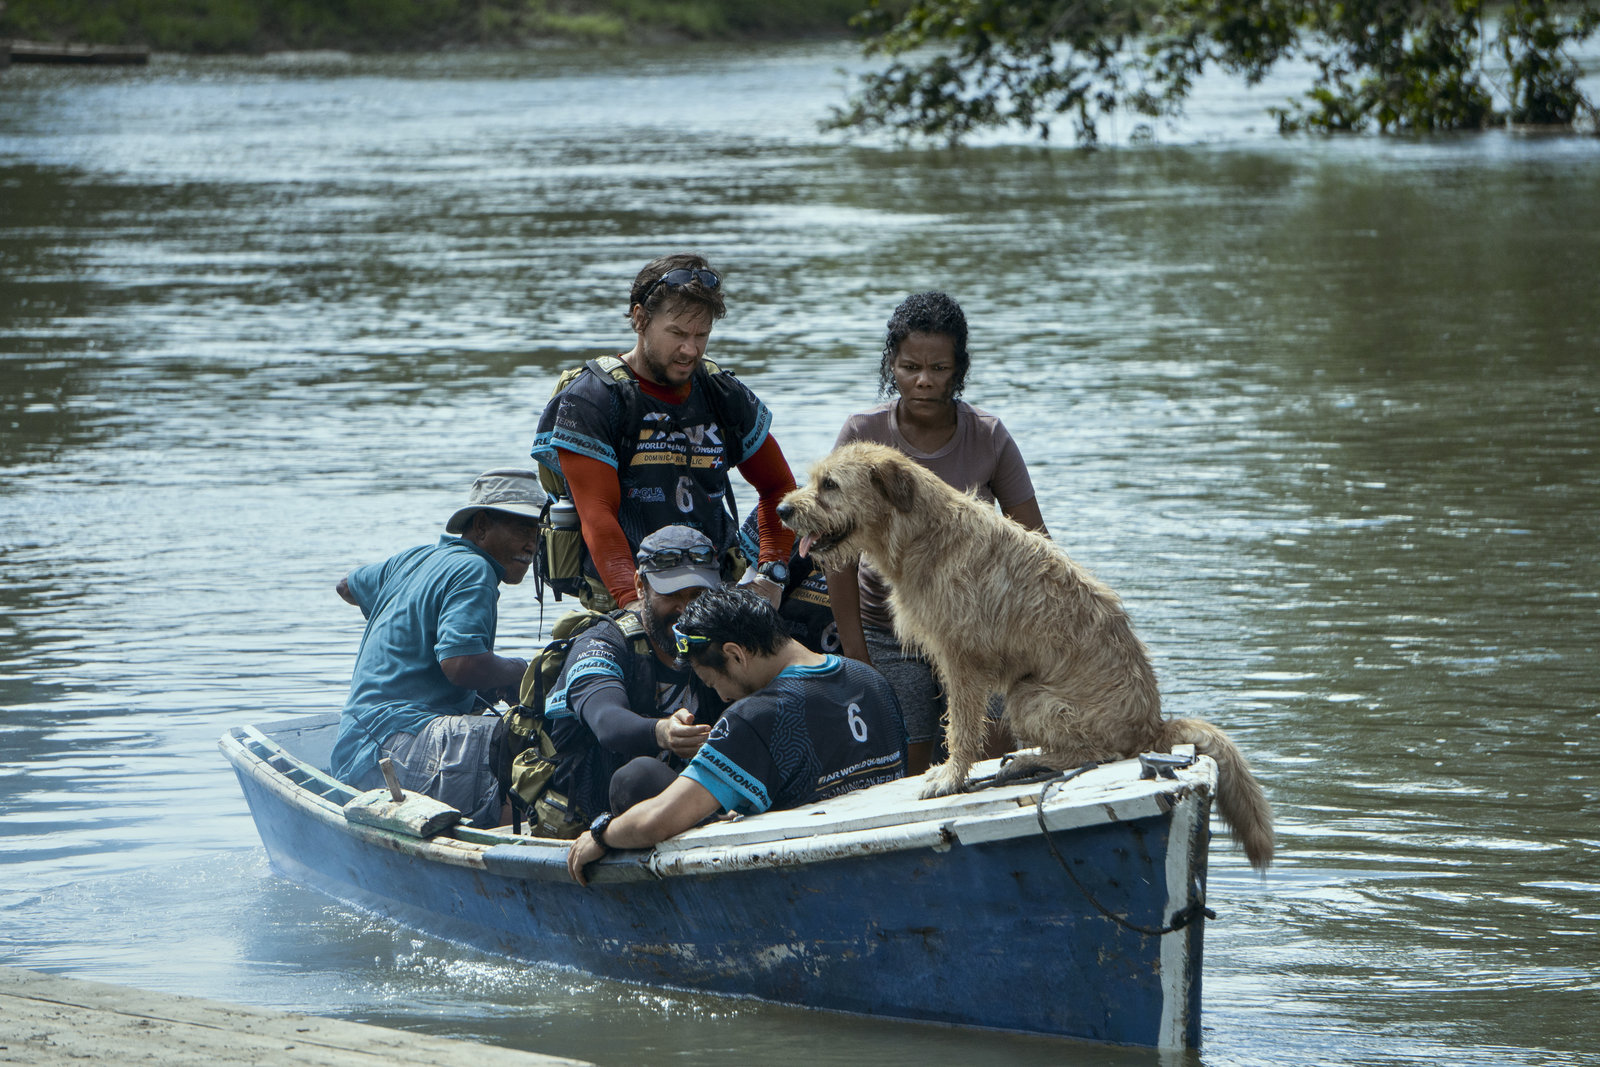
[500,607,651,838]
[533,354,747,602]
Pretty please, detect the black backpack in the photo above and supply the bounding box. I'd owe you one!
[532,355,748,601]
[497,608,651,836]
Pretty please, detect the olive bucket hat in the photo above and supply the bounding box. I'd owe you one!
[445,468,548,534]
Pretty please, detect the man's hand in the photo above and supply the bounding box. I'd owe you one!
[737,571,783,610]
[477,681,521,707]
[567,831,606,886]
[655,708,711,759]
[565,777,725,886]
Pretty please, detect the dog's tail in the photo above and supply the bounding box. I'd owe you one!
[1158,718,1275,872]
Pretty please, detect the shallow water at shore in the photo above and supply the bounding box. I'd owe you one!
[3,42,1598,1066]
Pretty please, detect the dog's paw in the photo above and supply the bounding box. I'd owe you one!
[919,763,966,799]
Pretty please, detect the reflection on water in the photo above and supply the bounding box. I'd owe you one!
[2,43,1597,1067]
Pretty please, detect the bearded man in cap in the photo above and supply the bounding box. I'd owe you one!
[328,469,544,825]
[534,525,729,836]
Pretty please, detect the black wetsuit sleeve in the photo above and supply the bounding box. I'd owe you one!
[573,681,662,757]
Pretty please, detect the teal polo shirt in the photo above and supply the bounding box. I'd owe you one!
[329,535,505,783]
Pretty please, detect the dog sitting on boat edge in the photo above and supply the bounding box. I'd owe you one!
[778,441,1275,872]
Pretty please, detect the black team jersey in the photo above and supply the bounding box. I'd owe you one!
[682,655,906,814]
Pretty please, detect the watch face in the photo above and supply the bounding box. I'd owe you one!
[760,561,789,584]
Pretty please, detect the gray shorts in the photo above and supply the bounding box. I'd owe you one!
[864,626,944,745]
[358,713,504,827]
[863,626,1004,746]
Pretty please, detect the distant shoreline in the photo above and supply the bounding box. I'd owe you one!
[0,0,862,55]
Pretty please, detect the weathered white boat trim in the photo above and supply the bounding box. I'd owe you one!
[1160,780,1206,1048]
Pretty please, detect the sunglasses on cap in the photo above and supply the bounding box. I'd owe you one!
[638,267,720,307]
[672,625,713,657]
[637,544,719,570]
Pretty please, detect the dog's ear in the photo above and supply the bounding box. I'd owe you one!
[871,460,918,514]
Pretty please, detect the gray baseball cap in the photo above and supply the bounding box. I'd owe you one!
[446,469,548,534]
[636,525,721,595]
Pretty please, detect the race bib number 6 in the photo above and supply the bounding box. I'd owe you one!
[846,702,868,743]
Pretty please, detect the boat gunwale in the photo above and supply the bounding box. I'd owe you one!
[220,722,1217,882]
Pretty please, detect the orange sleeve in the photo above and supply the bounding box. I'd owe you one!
[558,450,640,608]
[738,435,798,564]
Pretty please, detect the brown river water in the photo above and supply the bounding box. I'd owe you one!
[2,42,1597,1067]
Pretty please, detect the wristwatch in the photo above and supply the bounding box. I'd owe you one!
[756,560,790,586]
[589,811,615,851]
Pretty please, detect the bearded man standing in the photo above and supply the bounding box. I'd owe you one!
[531,252,796,612]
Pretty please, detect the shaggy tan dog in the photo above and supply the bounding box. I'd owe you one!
[779,441,1274,871]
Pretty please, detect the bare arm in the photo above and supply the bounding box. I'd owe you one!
[825,562,870,663]
[440,652,528,694]
[566,774,723,885]
[1003,495,1049,538]
[336,575,358,605]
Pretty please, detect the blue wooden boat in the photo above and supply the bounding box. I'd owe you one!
[220,715,1218,1048]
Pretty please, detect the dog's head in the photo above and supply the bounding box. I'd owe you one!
[777,442,921,572]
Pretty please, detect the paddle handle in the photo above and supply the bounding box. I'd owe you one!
[378,758,405,802]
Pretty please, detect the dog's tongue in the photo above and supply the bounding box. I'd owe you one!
[797,534,815,559]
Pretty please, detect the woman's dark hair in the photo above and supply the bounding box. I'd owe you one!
[675,586,785,671]
[629,252,726,323]
[878,290,970,399]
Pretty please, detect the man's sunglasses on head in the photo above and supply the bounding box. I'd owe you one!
[673,625,713,657]
[638,545,719,570]
[639,267,720,306]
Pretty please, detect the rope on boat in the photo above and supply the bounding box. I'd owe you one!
[1019,762,1217,938]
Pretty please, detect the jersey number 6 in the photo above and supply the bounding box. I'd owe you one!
[846,702,868,743]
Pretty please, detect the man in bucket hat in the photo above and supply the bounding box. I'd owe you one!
[328,469,545,825]
[533,525,729,835]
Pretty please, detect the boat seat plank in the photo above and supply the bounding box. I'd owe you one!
[344,789,461,839]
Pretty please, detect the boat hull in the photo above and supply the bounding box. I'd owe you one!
[223,719,1212,1047]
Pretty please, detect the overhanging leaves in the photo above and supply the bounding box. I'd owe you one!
[829,0,1600,142]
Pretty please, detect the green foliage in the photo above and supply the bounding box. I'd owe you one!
[601,0,860,38]
[710,0,862,34]
[0,0,461,51]
[1262,0,1498,132]
[144,0,261,52]
[831,0,1600,142]
[527,6,629,44]
[614,0,727,37]
[827,0,1154,142]
[1500,0,1600,121]
[262,0,467,49]
[0,0,261,50]
[0,0,856,50]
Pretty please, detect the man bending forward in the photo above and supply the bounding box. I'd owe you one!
[567,587,905,884]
